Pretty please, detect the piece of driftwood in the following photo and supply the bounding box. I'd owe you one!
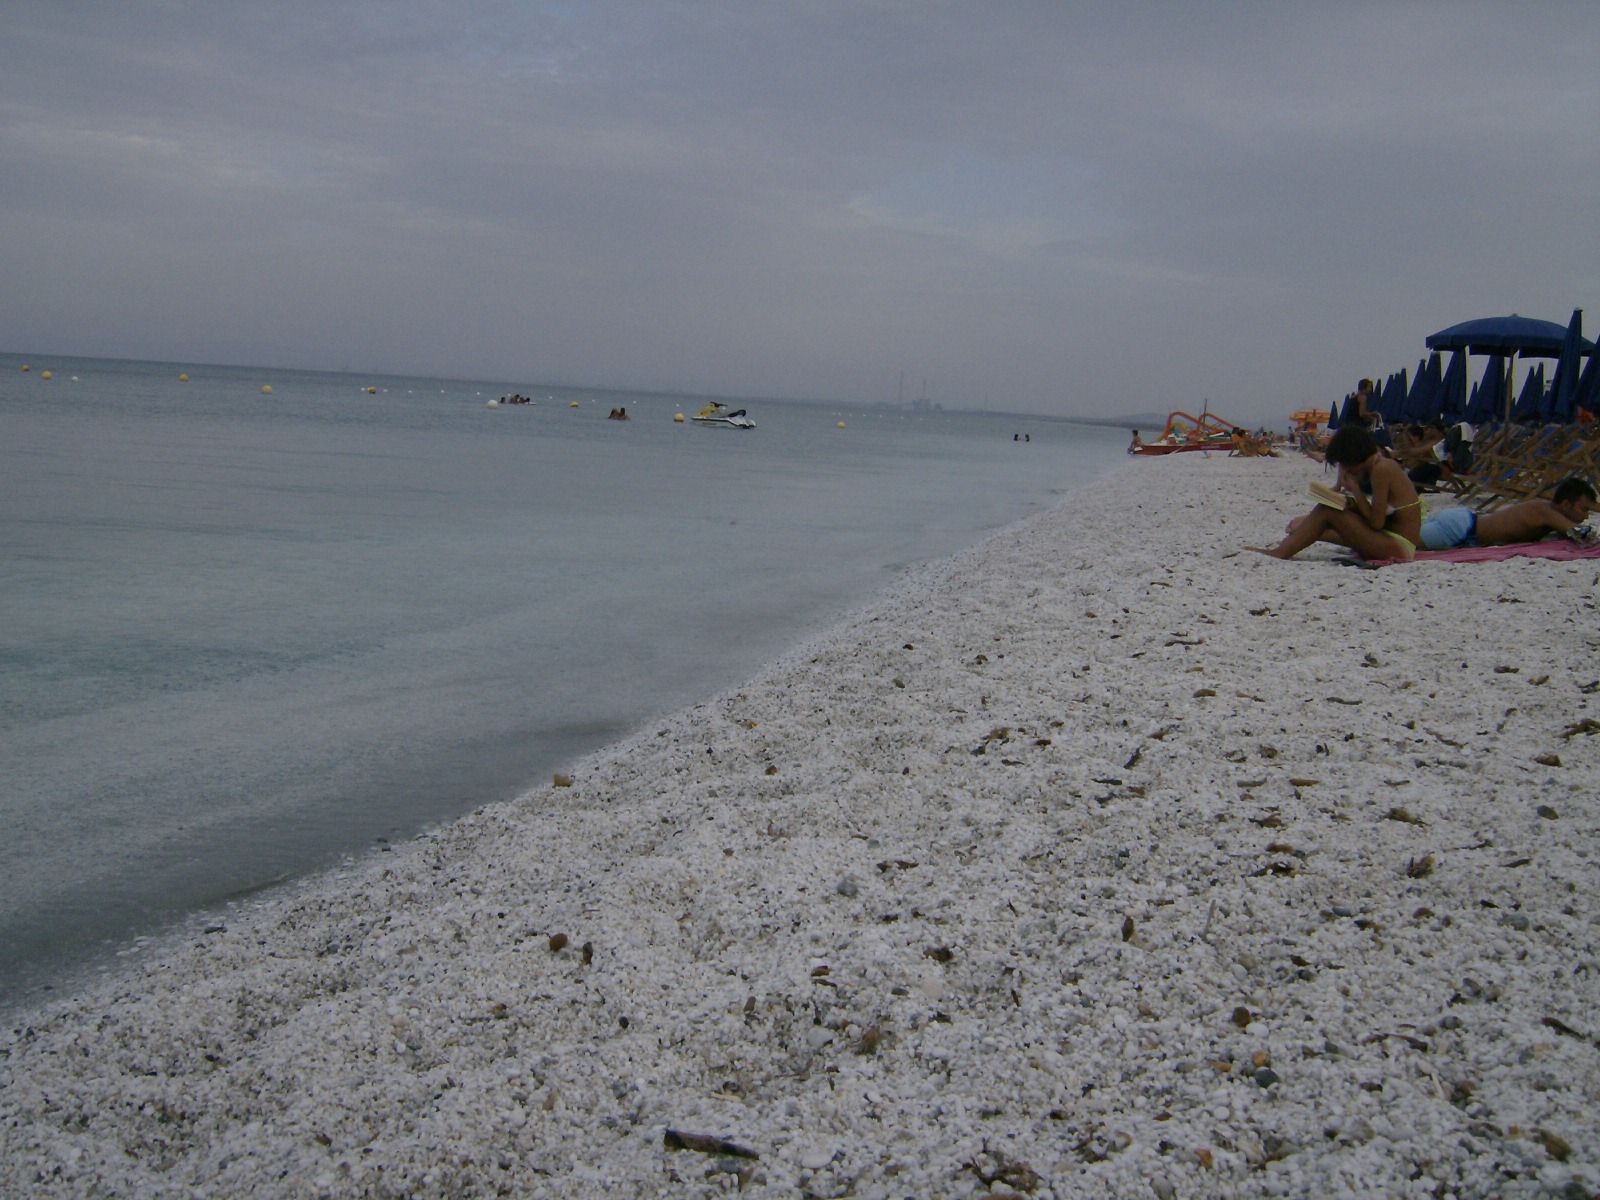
[663,1129,759,1159]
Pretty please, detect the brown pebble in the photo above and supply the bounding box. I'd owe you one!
[548,932,568,952]
[1252,1049,1271,1068]
[552,773,573,788]
[764,765,778,776]
[1231,1005,1253,1029]
[1534,753,1561,767]
[1406,854,1435,879]
[1195,1148,1214,1168]
[1537,1129,1572,1162]
[1536,805,1559,819]
[1121,915,1136,942]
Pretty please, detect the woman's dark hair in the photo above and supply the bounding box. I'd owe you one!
[1324,425,1378,467]
[1552,477,1597,504]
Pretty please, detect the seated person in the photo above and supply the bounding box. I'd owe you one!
[1438,422,1475,476]
[1393,423,1448,486]
[1420,478,1597,549]
[1248,425,1423,560]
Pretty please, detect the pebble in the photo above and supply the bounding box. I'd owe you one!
[799,1146,835,1171]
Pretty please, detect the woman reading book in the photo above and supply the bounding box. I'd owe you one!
[1248,425,1422,560]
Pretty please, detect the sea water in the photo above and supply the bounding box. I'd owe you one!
[1,353,1126,1007]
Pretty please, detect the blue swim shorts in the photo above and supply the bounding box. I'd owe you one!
[1420,507,1477,550]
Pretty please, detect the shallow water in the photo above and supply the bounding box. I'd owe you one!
[0,353,1125,1006]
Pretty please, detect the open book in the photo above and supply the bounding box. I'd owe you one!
[1308,481,1347,510]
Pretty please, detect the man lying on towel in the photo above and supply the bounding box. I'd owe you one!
[1420,478,1597,550]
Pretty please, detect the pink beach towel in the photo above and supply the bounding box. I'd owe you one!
[1370,540,1600,568]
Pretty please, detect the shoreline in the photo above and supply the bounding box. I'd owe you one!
[4,453,1597,1198]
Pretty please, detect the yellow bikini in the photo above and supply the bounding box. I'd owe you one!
[1381,529,1417,560]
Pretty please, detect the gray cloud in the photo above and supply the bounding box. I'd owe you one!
[4,1,1596,422]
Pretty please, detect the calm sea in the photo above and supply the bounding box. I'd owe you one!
[1,352,1125,1008]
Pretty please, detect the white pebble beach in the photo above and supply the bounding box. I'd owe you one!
[4,453,1598,1199]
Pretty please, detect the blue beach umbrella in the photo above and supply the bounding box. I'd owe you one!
[1405,353,1440,423]
[1374,375,1392,421]
[1330,392,1364,430]
[1464,355,1506,425]
[1573,342,1600,417]
[1435,350,1467,424]
[1511,363,1546,423]
[1377,372,1405,421]
[1427,313,1593,424]
[1426,314,1585,356]
[1403,358,1425,420]
[1544,308,1585,422]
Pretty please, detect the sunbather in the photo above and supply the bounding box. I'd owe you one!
[1247,425,1423,560]
[1420,478,1597,549]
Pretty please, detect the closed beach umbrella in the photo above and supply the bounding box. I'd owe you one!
[1544,308,1584,422]
[1377,371,1405,422]
[1435,349,1468,424]
[1464,355,1506,425]
[1573,342,1600,417]
[1511,363,1546,423]
[1395,359,1416,423]
[1405,353,1440,423]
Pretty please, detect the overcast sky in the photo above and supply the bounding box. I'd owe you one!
[4,3,1596,423]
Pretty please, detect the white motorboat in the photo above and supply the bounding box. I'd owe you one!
[691,402,755,429]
